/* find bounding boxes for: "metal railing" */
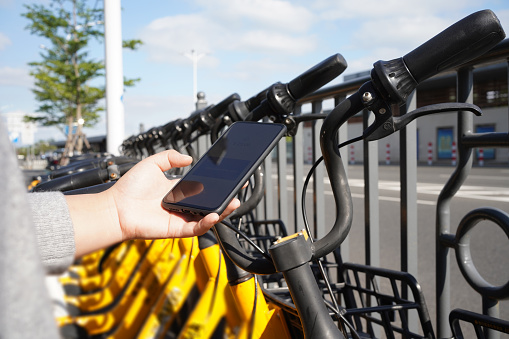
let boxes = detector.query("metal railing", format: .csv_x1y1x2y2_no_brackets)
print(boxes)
177,39,509,337
245,39,509,338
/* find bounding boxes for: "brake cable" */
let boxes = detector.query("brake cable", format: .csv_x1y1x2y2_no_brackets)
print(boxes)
300,134,363,323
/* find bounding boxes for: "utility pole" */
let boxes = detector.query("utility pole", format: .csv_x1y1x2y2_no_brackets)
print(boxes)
104,0,124,155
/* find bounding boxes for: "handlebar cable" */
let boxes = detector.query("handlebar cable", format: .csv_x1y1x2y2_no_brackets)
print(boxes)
233,176,256,237
299,134,363,323
217,220,272,261
301,135,363,238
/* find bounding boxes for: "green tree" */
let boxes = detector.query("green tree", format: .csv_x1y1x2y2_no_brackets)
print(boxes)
22,0,141,160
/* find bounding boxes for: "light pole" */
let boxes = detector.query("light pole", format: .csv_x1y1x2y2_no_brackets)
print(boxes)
184,49,206,108
104,0,124,155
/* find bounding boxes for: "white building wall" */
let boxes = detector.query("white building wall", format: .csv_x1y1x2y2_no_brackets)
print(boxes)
300,106,508,166
1,111,37,146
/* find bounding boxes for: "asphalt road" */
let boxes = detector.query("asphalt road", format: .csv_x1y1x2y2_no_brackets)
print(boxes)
269,164,509,335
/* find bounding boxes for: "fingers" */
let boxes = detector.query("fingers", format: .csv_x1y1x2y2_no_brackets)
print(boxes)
189,198,241,236
220,198,241,220
151,150,193,172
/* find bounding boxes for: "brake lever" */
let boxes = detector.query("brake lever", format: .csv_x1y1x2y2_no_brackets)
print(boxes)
364,102,482,142
281,113,327,136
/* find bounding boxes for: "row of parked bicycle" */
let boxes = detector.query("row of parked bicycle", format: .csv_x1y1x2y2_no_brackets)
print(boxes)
30,9,509,339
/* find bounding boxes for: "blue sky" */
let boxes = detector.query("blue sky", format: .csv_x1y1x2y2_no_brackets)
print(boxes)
1,0,508,142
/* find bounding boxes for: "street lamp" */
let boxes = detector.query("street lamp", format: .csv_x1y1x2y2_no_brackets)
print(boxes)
184,49,206,108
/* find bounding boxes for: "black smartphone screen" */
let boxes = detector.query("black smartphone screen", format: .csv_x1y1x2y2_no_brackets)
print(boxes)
162,122,286,215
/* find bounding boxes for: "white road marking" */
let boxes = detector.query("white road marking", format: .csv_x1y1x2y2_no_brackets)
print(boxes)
274,174,509,203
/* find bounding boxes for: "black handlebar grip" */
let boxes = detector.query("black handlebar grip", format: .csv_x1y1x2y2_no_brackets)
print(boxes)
404,10,505,84
228,88,268,122
161,120,175,135
208,93,240,120
287,53,347,100
32,162,136,192
245,54,347,122
372,10,505,105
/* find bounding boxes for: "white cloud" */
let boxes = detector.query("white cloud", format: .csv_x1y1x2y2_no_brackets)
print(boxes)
350,15,451,60
313,0,480,20
195,0,316,33
0,67,33,87
235,30,316,54
140,14,224,66
0,32,11,50
218,57,298,82
139,1,318,66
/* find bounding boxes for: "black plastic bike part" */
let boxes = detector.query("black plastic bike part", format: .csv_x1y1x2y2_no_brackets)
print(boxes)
120,135,136,157
180,94,241,162
32,162,136,192
143,127,162,155
282,112,327,136
49,154,122,178
228,88,268,122
246,53,347,122
198,230,218,250
227,167,264,219
213,222,277,275
371,10,505,105
340,262,435,338
197,93,240,130
315,12,504,262
449,308,509,338
269,232,345,338
313,90,365,259
223,249,255,286
453,207,509,300
364,102,483,142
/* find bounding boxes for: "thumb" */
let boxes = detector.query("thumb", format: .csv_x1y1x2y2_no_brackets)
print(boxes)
152,150,193,172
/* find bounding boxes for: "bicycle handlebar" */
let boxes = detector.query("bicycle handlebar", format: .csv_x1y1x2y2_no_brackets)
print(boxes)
371,9,505,105
404,10,504,85
316,9,505,260
208,93,241,120
246,54,347,122
32,162,137,192
216,9,506,275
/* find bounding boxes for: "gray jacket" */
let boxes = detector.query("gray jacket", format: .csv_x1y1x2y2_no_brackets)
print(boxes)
0,120,75,338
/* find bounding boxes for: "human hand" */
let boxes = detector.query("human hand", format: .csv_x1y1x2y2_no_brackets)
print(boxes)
105,149,240,241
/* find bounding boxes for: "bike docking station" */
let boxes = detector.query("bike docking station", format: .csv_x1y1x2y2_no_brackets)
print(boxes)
31,9,509,339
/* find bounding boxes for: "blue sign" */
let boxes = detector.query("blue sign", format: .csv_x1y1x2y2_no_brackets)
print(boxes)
437,127,453,159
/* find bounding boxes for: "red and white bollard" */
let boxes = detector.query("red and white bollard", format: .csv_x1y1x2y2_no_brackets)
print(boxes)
479,148,484,166
386,143,391,165
451,141,457,166
350,145,355,165
427,142,433,165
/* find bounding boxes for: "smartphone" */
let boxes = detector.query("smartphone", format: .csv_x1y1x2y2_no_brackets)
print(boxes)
162,121,287,216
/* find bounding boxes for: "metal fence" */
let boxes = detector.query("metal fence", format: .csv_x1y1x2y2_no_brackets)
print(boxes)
185,40,509,337
250,40,509,338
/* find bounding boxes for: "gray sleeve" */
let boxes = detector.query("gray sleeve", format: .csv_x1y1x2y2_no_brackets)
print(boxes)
0,119,60,338
27,192,76,274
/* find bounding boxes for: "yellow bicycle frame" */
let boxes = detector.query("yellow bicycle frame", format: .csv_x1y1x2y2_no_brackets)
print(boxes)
63,240,152,312
57,238,178,335
60,241,133,292
136,237,199,339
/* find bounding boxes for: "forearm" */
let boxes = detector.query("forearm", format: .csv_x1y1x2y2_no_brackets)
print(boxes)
27,192,76,273
65,191,123,258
